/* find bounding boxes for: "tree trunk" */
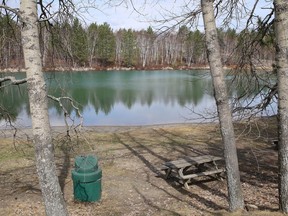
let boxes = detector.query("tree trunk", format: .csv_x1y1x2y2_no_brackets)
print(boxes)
20,0,68,215
201,0,244,211
274,0,288,213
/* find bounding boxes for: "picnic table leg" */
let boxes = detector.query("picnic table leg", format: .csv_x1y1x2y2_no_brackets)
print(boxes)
179,168,191,189
164,168,172,179
211,160,225,180
216,169,226,181
212,160,219,169
178,168,185,179
184,180,190,190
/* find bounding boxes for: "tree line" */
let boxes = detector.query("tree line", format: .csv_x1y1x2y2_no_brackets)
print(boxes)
0,16,275,70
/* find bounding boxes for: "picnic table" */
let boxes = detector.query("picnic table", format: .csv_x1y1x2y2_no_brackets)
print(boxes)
161,155,225,189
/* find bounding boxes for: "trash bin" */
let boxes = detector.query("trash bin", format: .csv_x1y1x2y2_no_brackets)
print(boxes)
72,155,102,202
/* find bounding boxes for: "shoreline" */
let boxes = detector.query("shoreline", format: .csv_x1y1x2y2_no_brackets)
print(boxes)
0,116,276,137
0,121,216,132
0,122,224,139
0,115,276,131
0,65,273,73
0,66,210,73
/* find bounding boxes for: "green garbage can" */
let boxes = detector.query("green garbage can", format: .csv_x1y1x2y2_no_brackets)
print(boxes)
72,155,102,202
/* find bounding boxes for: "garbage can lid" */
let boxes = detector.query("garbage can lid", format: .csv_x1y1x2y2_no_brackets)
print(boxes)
75,155,98,173
72,168,102,182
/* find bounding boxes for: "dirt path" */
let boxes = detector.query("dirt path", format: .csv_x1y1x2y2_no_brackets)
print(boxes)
0,119,283,215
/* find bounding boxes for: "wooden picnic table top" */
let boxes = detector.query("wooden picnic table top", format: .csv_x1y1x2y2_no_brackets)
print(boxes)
163,155,223,169
161,155,225,189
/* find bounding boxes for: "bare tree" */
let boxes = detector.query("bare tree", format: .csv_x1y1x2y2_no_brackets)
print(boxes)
0,0,82,215
20,0,69,215
274,0,288,213
201,0,244,211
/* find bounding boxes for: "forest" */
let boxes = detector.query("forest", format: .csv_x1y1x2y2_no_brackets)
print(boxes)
0,15,275,70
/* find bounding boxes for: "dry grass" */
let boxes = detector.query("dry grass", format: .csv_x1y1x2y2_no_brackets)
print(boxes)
0,117,283,216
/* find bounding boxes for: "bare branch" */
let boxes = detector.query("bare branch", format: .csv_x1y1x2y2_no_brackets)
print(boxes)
232,82,278,119
47,95,83,136
0,104,16,125
36,0,76,24
215,0,250,28
0,4,20,16
0,76,27,89
244,0,260,28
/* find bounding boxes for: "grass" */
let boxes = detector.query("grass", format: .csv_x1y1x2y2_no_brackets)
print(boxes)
0,117,282,215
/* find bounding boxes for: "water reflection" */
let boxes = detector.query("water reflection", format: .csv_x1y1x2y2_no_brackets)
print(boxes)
0,70,276,126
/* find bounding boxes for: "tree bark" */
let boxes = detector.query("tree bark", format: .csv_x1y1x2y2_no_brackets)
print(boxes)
201,0,244,211
274,0,288,213
20,0,68,215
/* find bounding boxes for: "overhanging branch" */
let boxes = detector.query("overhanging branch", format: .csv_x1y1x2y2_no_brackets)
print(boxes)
0,76,27,89
0,3,20,16
47,95,83,135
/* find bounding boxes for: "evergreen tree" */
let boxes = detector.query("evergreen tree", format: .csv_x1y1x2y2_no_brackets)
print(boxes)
96,22,116,66
191,29,205,64
122,28,137,67
71,18,88,66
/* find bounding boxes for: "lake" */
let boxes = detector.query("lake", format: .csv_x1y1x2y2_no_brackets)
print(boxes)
0,70,276,127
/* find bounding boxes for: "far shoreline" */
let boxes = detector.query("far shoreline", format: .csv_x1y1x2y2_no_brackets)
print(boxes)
0,64,273,73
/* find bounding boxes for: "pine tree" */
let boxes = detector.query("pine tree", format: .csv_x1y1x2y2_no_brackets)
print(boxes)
96,22,116,66
122,29,137,67
71,18,88,66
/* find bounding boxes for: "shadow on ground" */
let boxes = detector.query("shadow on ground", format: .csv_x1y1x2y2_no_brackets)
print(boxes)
0,118,280,215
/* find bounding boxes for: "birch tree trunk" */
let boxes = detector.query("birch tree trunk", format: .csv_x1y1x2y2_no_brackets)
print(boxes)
274,0,288,213
20,0,68,215
201,0,244,211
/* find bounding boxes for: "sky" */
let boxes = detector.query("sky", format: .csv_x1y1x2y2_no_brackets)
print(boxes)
78,0,184,30
4,0,274,31
77,0,274,31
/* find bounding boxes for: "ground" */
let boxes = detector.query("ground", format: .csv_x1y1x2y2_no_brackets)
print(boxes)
0,117,284,216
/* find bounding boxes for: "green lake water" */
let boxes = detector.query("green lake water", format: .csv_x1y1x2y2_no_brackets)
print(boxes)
0,70,276,127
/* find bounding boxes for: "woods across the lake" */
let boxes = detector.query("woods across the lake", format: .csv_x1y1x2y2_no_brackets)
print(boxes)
0,16,274,71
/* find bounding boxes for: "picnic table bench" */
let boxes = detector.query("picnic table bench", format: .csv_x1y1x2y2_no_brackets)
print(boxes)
161,155,225,189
